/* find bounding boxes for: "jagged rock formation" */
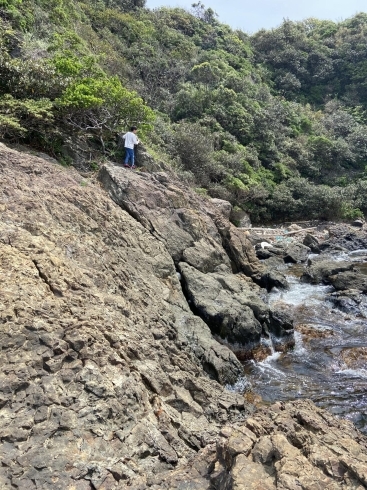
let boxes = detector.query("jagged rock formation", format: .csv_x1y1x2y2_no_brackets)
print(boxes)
0,144,366,489
0,144,247,489
301,228,367,317
99,162,290,347
147,400,367,489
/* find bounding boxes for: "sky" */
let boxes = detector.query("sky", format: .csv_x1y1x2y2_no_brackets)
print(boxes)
145,0,367,33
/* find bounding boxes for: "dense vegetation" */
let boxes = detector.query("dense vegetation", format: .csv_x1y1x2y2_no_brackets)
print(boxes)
1,0,367,223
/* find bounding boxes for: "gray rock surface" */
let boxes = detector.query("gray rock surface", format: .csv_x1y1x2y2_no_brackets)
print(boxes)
328,290,367,318
99,162,288,343
303,232,320,253
302,258,354,284
179,263,268,345
320,227,367,252
0,143,247,489
230,207,252,228
284,242,310,263
148,399,367,489
328,271,367,293
268,305,295,351
1,144,365,489
210,198,232,219
256,241,310,263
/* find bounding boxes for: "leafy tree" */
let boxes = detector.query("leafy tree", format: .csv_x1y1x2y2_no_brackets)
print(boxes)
57,76,154,150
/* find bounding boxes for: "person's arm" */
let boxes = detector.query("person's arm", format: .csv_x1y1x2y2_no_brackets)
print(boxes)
134,134,139,145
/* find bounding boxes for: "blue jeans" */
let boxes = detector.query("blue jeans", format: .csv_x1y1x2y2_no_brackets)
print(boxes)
124,148,135,166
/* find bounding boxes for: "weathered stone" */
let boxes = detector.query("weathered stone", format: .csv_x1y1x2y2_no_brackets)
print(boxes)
0,143,366,490
179,263,266,345
210,198,232,219
328,289,367,318
230,207,252,228
284,242,310,263
328,271,367,293
303,233,320,253
302,258,354,284
268,304,295,351
0,143,250,488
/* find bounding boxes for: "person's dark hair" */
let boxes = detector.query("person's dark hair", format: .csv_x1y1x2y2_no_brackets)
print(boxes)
130,126,137,131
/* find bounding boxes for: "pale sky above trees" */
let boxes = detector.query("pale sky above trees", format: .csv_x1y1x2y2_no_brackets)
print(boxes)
146,0,367,33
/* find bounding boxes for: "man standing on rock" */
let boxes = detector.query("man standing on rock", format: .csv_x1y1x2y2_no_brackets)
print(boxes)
123,126,139,169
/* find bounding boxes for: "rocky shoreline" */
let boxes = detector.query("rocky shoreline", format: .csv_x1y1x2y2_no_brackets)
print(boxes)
0,143,366,489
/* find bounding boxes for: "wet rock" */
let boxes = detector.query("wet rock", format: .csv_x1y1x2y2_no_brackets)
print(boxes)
261,270,289,291
303,233,321,253
339,347,367,371
284,242,310,263
328,290,367,318
296,323,334,341
268,305,295,351
179,263,267,345
328,271,367,293
302,258,354,284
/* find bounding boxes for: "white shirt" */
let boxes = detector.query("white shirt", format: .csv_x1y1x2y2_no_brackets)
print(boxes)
123,132,139,149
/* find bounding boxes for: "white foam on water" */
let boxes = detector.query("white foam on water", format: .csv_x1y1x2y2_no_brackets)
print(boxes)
225,376,251,393
331,252,350,262
261,336,275,354
293,331,307,356
336,368,367,379
349,249,367,257
257,352,286,377
269,278,333,308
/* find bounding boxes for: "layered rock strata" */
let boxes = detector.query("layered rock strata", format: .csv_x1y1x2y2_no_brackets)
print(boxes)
1,145,366,489
0,144,248,489
99,163,291,348
147,399,367,489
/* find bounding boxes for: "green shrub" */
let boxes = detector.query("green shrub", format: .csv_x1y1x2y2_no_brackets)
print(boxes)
57,76,154,149
0,94,54,140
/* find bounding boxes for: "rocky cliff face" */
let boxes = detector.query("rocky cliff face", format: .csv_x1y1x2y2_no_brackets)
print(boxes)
0,144,366,489
99,162,291,351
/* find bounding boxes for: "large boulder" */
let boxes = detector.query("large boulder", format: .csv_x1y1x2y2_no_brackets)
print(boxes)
302,258,354,284
99,163,264,283
328,290,367,318
230,207,252,227
210,198,232,219
328,271,367,293
268,304,295,351
256,241,310,263
284,242,310,263
179,263,268,345
218,226,266,282
303,233,320,253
